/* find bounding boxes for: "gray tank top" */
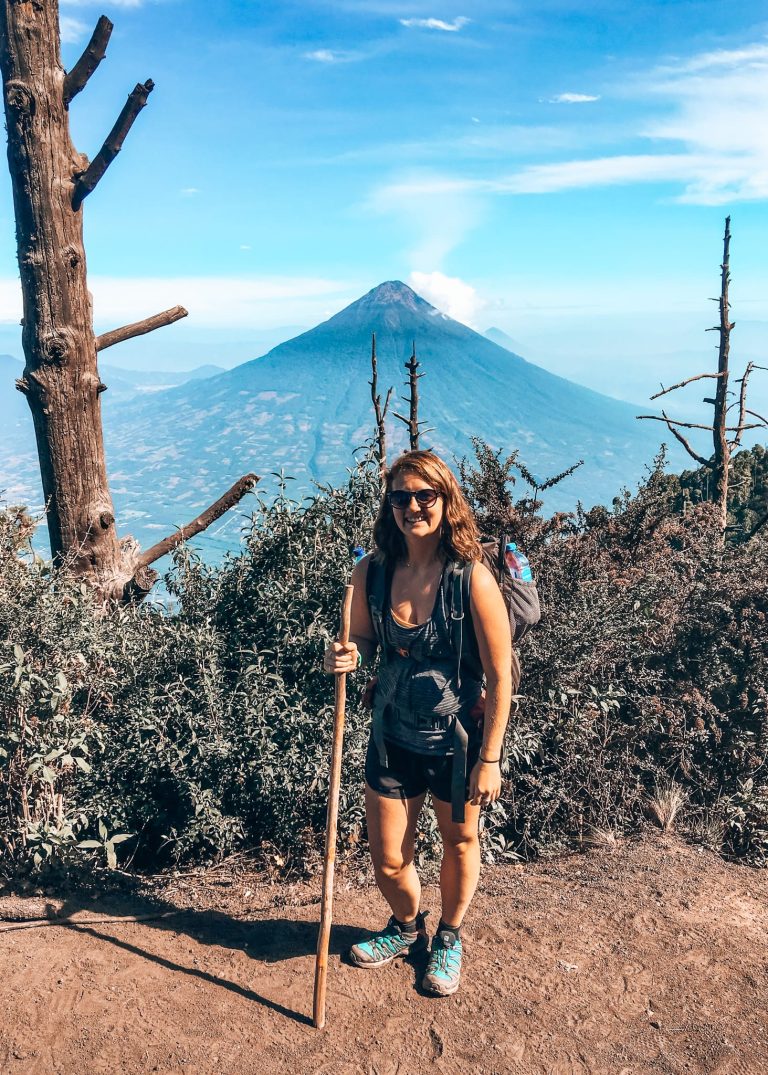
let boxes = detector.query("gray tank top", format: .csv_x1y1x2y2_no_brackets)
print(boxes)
373,567,482,755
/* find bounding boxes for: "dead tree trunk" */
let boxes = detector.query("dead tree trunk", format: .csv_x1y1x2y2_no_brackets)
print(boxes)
394,343,433,451
711,217,733,531
368,332,392,482
637,217,766,539
0,1,256,598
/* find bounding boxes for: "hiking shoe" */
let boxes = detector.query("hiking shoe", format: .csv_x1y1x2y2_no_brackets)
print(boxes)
349,913,428,968
422,929,462,996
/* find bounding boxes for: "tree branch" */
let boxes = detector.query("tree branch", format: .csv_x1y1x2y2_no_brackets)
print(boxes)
746,408,768,425
730,361,754,449
636,414,760,432
637,412,711,467
63,16,113,106
650,371,724,400
95,305,188,352
539,459,584,490
135,473,259,571
72,80,154,209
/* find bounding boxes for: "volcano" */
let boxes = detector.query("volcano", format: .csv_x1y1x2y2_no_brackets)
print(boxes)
2,281,667,558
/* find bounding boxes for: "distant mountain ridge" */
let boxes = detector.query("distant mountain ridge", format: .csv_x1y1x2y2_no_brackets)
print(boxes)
0,356,227,504
101,363,225,390
484,326,528,355
1,282,670,560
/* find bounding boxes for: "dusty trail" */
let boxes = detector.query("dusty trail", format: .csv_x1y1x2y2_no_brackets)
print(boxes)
1,837,767,1075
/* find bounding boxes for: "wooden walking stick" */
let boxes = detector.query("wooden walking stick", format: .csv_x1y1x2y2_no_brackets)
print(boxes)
313,583,355,1030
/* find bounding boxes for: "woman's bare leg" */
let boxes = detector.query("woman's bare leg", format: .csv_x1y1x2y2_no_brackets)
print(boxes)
432,796,482,928
365,784,426,922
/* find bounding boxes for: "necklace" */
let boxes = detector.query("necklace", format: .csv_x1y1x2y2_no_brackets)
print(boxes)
403,553,444,570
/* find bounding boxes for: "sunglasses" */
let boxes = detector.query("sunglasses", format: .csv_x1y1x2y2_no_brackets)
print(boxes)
387,488,440,510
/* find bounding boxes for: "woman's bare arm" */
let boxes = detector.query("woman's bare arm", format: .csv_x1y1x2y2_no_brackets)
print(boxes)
467,561,513,801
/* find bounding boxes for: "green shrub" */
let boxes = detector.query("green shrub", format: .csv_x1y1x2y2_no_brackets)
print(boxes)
1,444,767,877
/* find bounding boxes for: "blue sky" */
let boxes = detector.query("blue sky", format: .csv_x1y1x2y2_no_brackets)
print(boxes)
1,0,768,412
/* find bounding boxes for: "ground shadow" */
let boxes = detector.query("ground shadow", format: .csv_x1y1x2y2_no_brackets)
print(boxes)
31,889,368,1026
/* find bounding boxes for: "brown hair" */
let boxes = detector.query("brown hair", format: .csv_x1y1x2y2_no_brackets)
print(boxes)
373,450,481,565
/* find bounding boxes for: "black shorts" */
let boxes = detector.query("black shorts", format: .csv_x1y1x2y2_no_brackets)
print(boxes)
365,733,482,805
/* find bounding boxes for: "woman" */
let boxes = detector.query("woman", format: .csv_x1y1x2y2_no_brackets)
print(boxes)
323,450,512,997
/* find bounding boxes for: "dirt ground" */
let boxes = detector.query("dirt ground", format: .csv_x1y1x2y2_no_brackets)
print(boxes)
1,835,767,1075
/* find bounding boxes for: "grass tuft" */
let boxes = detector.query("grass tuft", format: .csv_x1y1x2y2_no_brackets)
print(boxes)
645,778,688,833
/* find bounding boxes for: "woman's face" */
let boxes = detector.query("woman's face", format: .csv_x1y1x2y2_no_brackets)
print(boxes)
390,471,444,542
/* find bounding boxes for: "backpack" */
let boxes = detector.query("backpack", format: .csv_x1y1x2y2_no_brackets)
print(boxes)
365,536,540,693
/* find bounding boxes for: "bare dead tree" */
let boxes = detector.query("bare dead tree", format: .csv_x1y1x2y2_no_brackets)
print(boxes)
394,342,434,451
637,217,767,536
368,332,392,482
0,2,258,599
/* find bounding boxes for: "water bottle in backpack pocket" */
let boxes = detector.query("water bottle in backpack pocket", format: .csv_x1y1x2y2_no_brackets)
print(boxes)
478,538,540,643
504,542,533,582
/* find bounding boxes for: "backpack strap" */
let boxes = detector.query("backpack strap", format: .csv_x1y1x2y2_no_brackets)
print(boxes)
366,555,391,769
365,555,393,663
497,531,508,578
460,562,484,680
445,562,463,689
450,718,469,824
444,560,485,688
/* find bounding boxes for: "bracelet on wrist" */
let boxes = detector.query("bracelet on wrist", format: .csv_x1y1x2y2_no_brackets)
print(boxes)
480,754,501,764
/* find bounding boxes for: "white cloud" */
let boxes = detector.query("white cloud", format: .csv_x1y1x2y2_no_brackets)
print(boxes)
492,154,703,195
400,16,469,31
373,152,743,203
180,187,200,196
304,48,356,63
96,277,357,328
0,276,356,330
545,92,601,104
637,41,768,204
408,271,482,326
669,42,768,74
330,123,589,167
370,175,473,201
59,15,88,43
366,172,483,268
305,49,337,62
370,36,768,216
